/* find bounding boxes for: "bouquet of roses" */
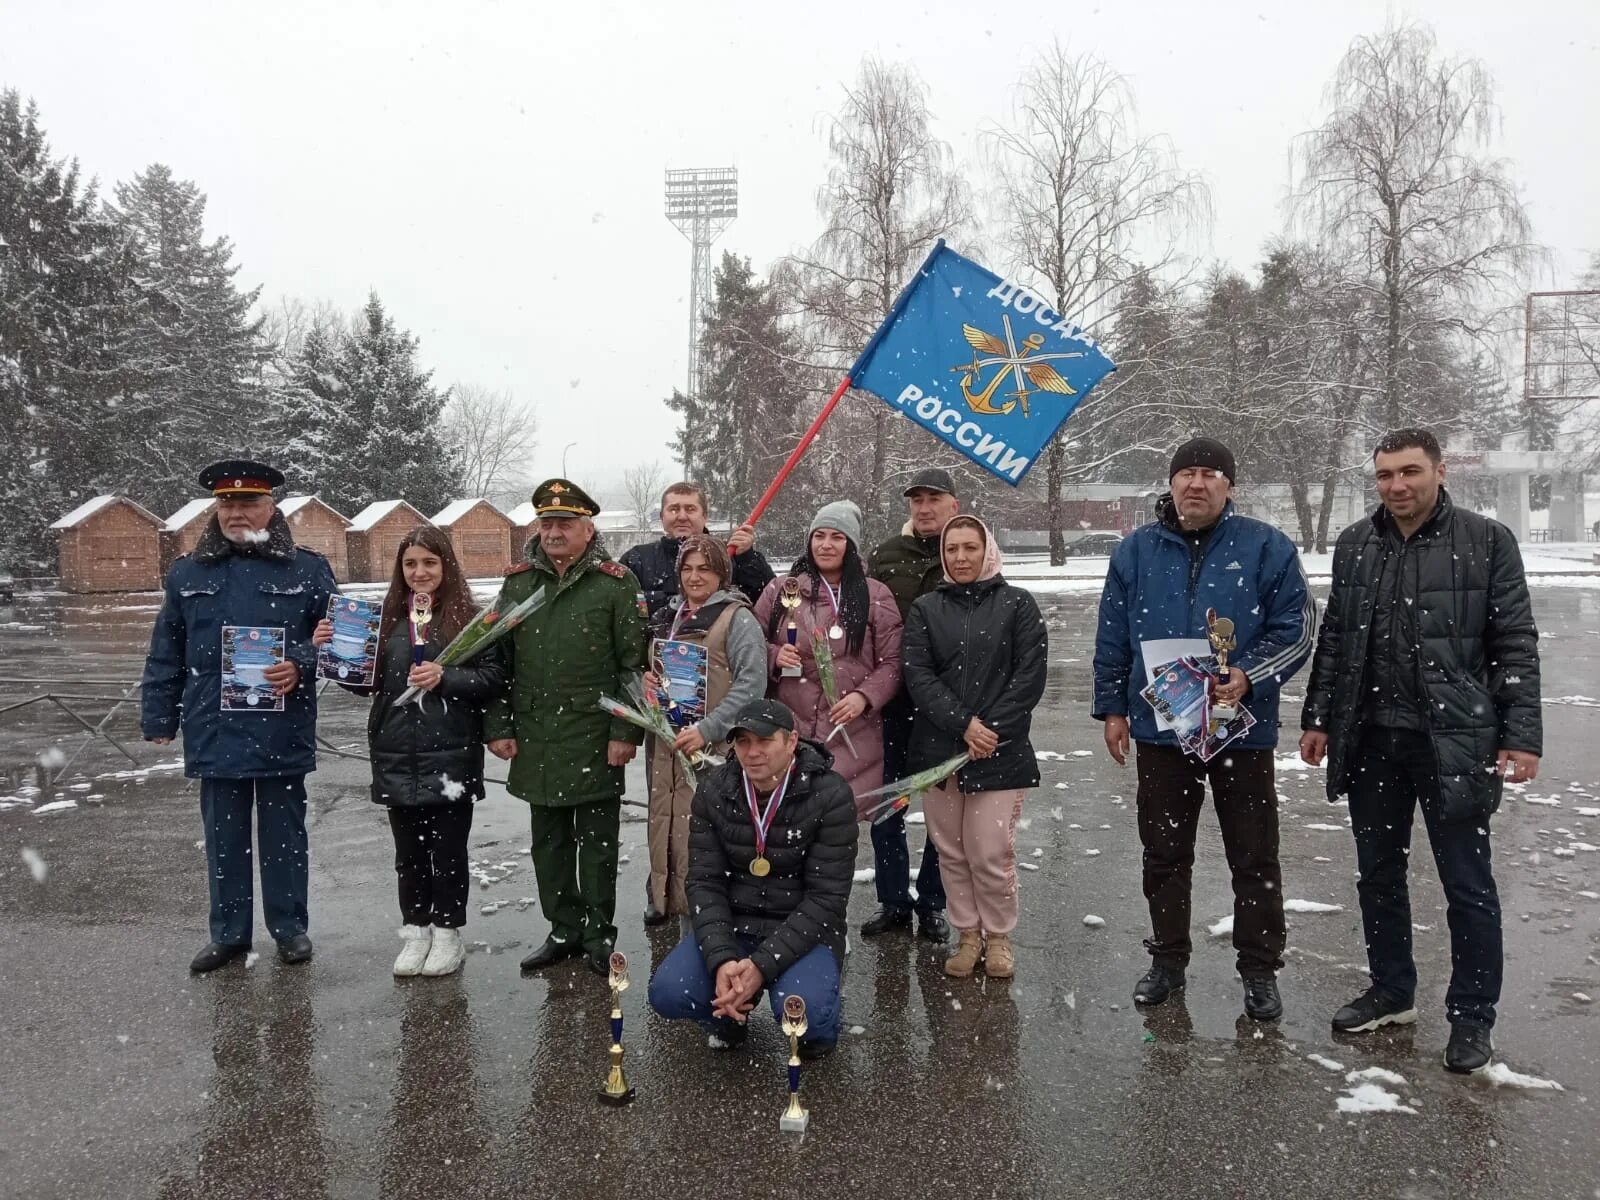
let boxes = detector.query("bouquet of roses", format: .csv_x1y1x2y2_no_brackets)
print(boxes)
395,586,547,707
858,753,971,825
810,629,858,758
598,674,698,788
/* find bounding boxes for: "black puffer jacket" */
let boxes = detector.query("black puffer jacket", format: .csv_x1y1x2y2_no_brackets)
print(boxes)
902,575,1049,792
1302,489,1541,820
686,740,857,981
357,629,510,807
621,532,775,620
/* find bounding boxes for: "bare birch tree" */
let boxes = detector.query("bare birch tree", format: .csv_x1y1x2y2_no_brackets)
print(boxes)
1292,23,1541,430
984,42,1209,562
776,57,970,527
622,460,666,531
441,383,539,502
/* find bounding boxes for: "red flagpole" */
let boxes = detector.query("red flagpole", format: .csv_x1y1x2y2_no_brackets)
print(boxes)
739,374,852,531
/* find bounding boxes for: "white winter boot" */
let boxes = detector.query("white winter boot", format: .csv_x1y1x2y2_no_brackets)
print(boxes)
394,925,432,976
421,926,466,976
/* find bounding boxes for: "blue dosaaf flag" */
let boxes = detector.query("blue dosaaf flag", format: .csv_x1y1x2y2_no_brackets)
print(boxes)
849,241,1117,486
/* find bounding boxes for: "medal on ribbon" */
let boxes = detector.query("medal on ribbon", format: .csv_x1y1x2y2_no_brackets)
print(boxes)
819,578,844,641
743,762,794,878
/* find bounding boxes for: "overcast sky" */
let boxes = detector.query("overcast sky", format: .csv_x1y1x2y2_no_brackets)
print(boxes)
3,0,1595,503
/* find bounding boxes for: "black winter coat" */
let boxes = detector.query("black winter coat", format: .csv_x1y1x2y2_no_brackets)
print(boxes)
686,741,857,981
621,533,775,620
355,628,509,807
1302,489,1541,820
902,576,1049,792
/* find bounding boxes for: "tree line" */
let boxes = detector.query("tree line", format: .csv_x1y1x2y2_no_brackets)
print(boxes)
0,92,536,570
668,25,1597,558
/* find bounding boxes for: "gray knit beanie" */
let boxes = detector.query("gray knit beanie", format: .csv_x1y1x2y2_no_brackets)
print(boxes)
808,499,863,547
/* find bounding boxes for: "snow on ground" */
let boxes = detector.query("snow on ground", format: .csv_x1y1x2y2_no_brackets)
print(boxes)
1481,1063,1564,1090
20,848,47,882
1283,899,1344,913
1347,1066,1408,1087
1303,822,1346,831
1336,1082,1416,1115
1082,914,1105,928
31,799,77,815
1305,1054,1345,1073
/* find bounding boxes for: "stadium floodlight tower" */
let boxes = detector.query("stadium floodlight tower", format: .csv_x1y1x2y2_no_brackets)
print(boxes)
664,167,738,403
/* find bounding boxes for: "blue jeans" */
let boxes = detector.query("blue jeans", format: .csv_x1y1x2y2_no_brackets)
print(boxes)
876,691,945,913
648,933,842,1046
1347,727,1502,1028
201,776,310,944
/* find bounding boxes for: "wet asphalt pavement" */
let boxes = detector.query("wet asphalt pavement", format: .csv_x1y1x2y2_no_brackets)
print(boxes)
1,584,1598,1200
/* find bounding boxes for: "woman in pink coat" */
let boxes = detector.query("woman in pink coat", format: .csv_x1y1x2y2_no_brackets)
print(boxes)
752,500,903,810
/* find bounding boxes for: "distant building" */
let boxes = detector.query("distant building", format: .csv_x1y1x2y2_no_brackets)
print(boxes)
159,497,217,576
506,501,536,562
279,495,350,582
431,499,516,579
346,500,430,583
50,496,164,593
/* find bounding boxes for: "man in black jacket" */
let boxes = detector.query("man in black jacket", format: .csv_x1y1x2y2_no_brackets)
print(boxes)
1301,428,1541,1074
620,481,774,619
861,467,958,942
647,699,857,1055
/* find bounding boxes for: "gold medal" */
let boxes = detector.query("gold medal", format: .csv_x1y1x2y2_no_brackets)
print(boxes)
750,856,771,877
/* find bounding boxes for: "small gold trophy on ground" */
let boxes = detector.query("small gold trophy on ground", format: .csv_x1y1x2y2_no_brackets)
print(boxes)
598,951,636,1106
779,578,803,678
1205,607,1238,728
778,994,809,1133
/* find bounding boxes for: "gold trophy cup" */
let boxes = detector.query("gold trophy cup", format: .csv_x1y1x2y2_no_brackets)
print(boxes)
598,951,636,1106
778,993,809,1133
1205,607,1238,727
779,578,803,678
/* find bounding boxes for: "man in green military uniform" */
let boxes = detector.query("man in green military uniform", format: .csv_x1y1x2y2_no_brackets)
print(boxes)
486,478,647,976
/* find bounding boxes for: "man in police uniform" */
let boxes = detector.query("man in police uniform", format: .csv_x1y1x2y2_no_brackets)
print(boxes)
141,460,337,972
486,479,648,976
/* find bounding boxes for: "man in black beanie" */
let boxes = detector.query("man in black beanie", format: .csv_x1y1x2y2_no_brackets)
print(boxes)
1092,436,1315,1022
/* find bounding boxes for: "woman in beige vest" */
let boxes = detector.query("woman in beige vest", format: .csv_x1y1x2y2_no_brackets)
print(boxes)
643,534,767,921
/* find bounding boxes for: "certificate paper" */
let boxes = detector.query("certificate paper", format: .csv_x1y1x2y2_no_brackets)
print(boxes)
652,638,708,727
317,595,382,687
221,625,286,712
1139,638,1255,762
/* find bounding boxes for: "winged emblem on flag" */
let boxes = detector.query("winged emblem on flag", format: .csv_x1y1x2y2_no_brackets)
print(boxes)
951,315,1085,417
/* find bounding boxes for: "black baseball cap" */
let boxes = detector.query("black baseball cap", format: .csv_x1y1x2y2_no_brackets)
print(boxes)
903,467,957,497
728,698,797,738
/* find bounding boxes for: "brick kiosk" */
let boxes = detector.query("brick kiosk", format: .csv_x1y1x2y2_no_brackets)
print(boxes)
506,500,536,562
345,500,430,583
159,498,217,576
279,495,350,582
431,499,516,579
50,496,164,593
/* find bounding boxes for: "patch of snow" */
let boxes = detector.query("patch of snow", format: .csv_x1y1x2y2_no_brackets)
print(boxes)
852,868,876,884
1018,861,1040,871
49,494,122,529
1303,822,1345,831
1480,1063,1563,1091
1082,914,1105,928
1337,1082,1416,1115
1306,1054,1344,1073
20,847,47,883
1347,1066,1407,1086
162,497,216,530
244,952,260,969
1208,915,1234,938
906,811,925,825
1283,899,1344,914
31,799,77,815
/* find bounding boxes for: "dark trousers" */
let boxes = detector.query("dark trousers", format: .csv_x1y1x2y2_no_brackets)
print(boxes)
647,932,843,1046
388,804,474,928
528,799,620,953
200,775,309,945
1134,743,1284,978
1347,727,1502,1028
874,691,945,913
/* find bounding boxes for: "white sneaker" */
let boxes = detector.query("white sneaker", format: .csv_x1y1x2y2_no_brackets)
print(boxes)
420,926,466,976
394,925,432,976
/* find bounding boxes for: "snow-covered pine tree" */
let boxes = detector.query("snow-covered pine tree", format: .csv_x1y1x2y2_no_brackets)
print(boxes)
102,163,267,512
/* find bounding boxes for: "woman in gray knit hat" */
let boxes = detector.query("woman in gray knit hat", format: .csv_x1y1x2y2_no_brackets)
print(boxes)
752,500,903,808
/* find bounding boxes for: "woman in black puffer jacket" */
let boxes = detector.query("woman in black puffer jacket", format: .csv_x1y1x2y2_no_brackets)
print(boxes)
903,515,1048,981
315,526,507,978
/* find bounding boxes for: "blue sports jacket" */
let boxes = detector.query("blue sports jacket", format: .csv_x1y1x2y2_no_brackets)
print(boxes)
1092,498,1315,750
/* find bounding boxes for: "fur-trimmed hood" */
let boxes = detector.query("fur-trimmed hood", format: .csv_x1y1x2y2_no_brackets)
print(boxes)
194,510,298,563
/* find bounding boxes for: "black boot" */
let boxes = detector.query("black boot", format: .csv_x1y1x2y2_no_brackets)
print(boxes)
916,910,951,943
276,934,313,965
861,906,912,937
1444,1021,1493,1074
1133,964,1186,1006
643,900,668,927
586,945,613,976
520,936,579,972
190,942,250,973
1243,977,1283,1022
